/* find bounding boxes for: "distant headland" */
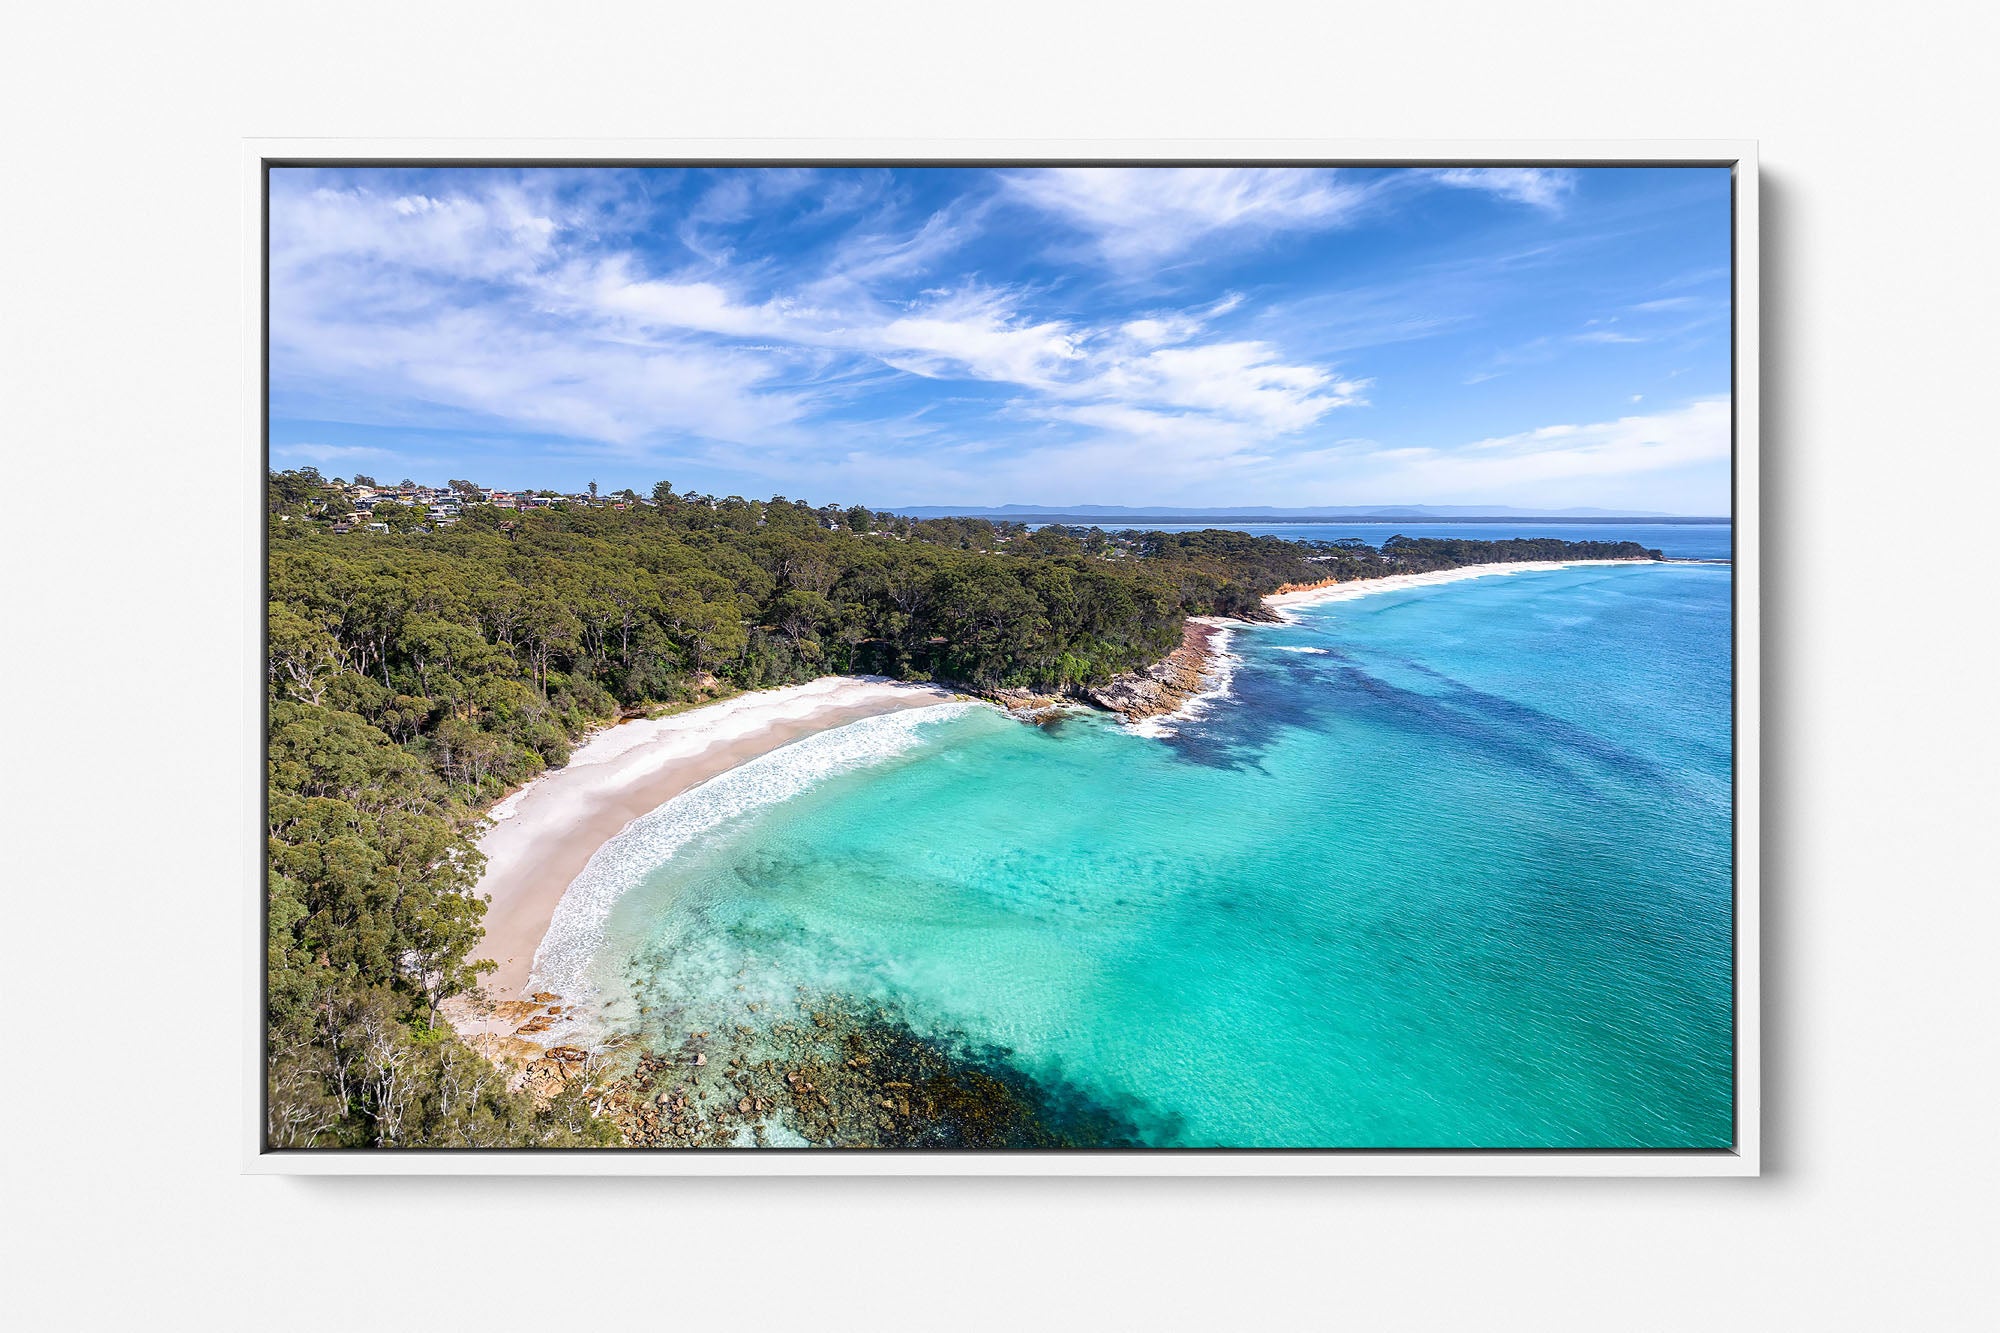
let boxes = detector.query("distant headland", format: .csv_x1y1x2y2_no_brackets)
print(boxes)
888,503,1729,526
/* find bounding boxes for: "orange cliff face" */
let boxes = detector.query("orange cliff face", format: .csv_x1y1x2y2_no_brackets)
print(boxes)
1271,576,1341,595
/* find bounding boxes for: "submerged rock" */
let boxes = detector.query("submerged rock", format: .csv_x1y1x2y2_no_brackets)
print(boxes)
597,992,1149,1151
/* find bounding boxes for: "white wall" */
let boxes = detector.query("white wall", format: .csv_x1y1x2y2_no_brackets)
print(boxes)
5,2,1995,1327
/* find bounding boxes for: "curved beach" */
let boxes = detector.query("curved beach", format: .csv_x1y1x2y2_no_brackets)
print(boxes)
1263,557,1655,615
552,555,1732,1148
450,560,1656,1049
463,678,958,1010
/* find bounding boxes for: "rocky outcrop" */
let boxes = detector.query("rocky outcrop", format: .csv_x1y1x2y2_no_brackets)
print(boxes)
442,988,614,1107
1082,619,1223,723
595,994,1144,1149
979,686,1071,718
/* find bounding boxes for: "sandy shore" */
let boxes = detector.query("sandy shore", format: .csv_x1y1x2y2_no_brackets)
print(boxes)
466,678,957,1006
453,559,1649,1048
1263,558,1656,615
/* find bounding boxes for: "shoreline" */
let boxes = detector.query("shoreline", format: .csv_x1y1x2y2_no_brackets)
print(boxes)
1083,560,1661,732
1081,617,1235,727
443,556,1675,1117
1113,558,1663,732
450,677,957,1044
1094,559,1662,731
446,559,1663,1070
1262,557,1660,616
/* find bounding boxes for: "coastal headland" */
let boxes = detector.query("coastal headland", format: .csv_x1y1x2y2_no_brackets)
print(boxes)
449,559,1653,1034
440,554,1663,1138
1079,617,1233,723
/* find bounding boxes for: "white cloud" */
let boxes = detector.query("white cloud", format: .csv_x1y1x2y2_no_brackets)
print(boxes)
987,398,1729,513
1090,340,1369,434
1115,294,1244,348
270,171,1376,488
1120,315,1201,347
815,205,980,289
1002,167,1374,262
271,442,398,463
270,180,822,448
1428,167,1576,212
1370,398,1732,507
543,244,1360,453
274,183,562,282
870,288,1087,388
568,258,787,339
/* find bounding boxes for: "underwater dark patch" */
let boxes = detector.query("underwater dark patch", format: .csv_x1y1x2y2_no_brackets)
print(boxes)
598,991,1166,1149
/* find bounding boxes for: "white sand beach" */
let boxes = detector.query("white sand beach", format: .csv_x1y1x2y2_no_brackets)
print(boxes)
466,678,957,1006
1263,559,1655,616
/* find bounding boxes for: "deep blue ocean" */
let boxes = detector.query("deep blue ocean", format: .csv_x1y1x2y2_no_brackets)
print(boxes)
551,560,1734,1148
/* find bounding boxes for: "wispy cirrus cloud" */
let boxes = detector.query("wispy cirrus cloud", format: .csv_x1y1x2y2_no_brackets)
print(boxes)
1440,400,1736,488
268,164,1736,510
1001,167,1377,263
1397,397,1731,499
1427,167,1577,212
979,396,1729,511
270,442,400,464
271,172,1369,468
1631,295,1700,313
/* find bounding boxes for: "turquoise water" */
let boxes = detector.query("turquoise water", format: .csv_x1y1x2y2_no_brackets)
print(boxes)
564,563,1734,1148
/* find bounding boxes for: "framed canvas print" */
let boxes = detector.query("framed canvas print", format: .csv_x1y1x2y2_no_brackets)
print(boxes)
248,140,1758,1175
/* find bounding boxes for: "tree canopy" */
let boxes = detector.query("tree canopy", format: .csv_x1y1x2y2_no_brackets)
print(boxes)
265,470,1661,1147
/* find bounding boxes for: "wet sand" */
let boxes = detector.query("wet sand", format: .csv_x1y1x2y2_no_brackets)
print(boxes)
468,679,957,1002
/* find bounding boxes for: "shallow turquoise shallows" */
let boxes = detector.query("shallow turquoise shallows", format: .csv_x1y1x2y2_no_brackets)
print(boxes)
566,563,1734,1148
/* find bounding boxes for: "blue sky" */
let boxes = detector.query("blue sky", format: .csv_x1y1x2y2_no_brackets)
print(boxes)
268,164,1733,513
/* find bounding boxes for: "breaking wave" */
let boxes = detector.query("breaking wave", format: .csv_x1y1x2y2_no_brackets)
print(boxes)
528,702,983,1000
1131,622,1240,739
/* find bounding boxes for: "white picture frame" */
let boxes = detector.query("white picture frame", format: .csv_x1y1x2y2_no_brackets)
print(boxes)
244,138,1759,1176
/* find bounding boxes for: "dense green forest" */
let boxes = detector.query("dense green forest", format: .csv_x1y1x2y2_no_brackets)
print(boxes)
264,468,1660,1147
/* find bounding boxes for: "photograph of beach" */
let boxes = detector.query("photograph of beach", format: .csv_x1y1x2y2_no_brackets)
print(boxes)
263,162,1737,1153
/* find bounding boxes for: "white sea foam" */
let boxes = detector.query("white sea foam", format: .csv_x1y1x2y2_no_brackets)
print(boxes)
1131,618,1239,738
1275,645,1331,654
485,678,954,824
527,702,983,1004
1134,565,1651,735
